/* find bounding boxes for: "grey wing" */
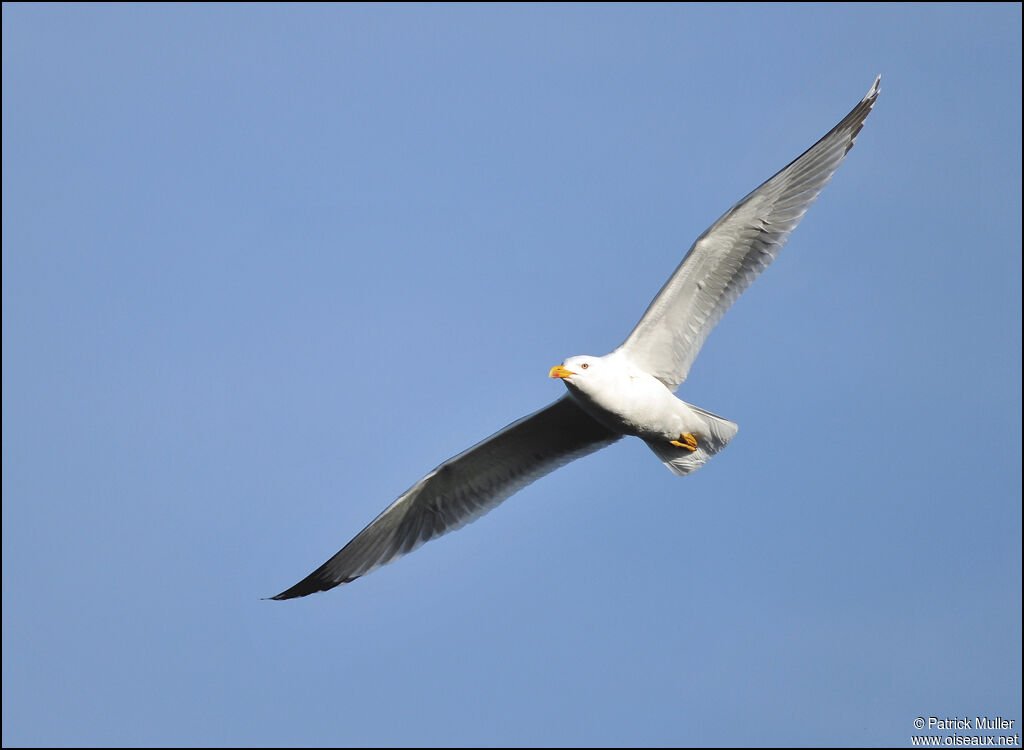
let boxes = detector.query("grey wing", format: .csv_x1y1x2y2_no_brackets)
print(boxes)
616,76,881,390
271,396,620,599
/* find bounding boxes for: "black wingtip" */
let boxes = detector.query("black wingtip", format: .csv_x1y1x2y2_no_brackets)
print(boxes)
266,573,361,601
266,581,324,601
864,74,880,107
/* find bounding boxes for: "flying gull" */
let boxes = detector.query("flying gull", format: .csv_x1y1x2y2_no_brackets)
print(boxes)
272,76,881,599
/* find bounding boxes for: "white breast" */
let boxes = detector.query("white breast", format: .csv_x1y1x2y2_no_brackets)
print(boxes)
564,355,699,441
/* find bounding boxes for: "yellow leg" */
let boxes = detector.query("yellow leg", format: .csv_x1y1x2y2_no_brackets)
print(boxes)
669,433,698,452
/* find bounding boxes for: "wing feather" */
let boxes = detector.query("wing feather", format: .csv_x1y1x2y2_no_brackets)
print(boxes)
616,76,881,389
271,396,619,599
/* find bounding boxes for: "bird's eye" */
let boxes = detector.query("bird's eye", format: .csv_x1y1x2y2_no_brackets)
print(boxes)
581,363,589,369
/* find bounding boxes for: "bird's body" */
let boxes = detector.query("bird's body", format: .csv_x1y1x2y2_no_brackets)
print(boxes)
555,353,690,439
552,352,737,476
272,77,881,600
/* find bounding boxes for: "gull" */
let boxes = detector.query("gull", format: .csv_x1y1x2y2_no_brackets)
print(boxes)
271,76,880,600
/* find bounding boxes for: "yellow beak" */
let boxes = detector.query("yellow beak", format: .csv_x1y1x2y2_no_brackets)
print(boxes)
549,365,575,379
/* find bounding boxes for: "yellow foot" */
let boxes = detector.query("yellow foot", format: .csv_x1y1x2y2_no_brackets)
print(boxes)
669,433,698,452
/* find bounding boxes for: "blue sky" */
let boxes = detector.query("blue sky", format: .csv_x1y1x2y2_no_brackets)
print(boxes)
3,3,1020,747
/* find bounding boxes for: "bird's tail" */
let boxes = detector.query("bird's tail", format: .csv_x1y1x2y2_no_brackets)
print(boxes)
644,403,739,476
